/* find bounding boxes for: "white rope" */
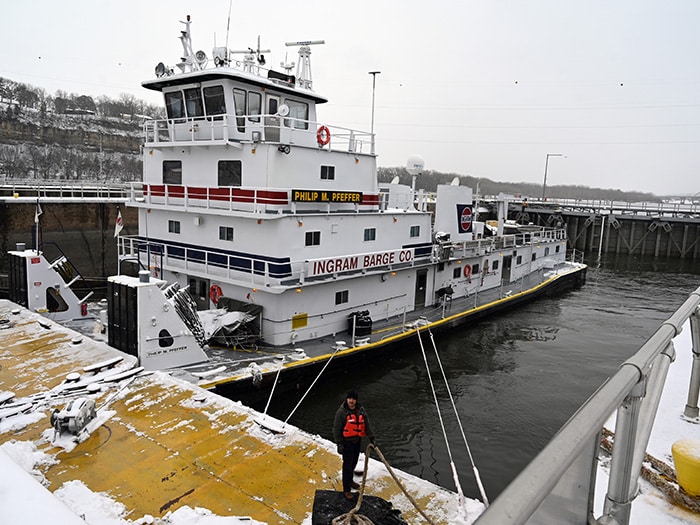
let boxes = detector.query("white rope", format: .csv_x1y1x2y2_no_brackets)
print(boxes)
415,328,467,510
284,346,341,425
262,363,283,416
427,329,489,507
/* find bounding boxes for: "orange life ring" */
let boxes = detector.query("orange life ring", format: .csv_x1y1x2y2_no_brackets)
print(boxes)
463,264,472,279
209,284,223,305
316,125,331,146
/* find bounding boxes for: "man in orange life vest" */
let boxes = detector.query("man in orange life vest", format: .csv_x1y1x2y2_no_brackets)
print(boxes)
332,389,376,500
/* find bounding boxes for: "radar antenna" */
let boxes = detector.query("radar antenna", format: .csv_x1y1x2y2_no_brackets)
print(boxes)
285,40,324,90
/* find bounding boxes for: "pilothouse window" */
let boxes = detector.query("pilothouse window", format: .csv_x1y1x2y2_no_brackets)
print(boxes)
284,99,309,129
184,88,204,118
165,92,185,119
204,86,226,119
233,88,246,131
248,92,261,122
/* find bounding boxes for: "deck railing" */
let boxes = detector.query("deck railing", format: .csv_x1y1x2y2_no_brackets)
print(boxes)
474,285,700,525
143,113,374,155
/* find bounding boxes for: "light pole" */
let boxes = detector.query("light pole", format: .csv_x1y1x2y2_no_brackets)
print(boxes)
369,71,380,154
542,153,565,201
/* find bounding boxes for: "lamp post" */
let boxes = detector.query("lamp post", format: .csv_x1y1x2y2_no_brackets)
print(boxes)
542,153,565,201
369,71,380,154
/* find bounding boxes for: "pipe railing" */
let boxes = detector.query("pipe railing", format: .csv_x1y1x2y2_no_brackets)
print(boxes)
474,285,700,525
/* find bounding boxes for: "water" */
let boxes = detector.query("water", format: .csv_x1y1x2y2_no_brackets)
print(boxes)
264,253,700,502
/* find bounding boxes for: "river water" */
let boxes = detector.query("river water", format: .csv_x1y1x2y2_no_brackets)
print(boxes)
264,252,700,503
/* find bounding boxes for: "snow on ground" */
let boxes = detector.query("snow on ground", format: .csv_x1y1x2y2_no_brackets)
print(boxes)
594,319,700,524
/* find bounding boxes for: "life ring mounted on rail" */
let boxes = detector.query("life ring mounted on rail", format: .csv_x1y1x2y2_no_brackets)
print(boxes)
463,264,472,282
316,125,331,146
209,284,223,305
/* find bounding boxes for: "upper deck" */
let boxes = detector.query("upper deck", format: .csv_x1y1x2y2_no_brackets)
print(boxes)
140,16,375,156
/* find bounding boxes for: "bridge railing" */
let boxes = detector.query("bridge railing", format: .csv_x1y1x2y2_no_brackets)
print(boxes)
0,179,130,201
474,285,700,525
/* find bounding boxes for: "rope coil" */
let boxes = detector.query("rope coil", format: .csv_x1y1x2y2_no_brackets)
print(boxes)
332,444,437,525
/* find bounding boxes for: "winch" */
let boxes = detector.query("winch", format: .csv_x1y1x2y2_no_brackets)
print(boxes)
51,397,96,436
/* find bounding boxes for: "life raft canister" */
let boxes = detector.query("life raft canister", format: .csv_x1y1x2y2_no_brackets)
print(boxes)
342,412,367,438
209,284,223,305
317,125,331,146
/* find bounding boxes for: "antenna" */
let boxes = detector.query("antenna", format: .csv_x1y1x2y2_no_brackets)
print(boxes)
231,36,270,73
284,40,325,89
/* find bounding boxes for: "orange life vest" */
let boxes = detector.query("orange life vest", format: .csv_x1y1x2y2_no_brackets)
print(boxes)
343,411,367,438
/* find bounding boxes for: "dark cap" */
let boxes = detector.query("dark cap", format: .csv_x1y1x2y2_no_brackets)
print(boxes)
346,390,359,400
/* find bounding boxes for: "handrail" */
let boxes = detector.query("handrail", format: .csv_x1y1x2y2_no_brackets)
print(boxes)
475,285,700,525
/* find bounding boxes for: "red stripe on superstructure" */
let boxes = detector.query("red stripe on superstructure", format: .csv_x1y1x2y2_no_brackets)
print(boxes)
361,194,379,205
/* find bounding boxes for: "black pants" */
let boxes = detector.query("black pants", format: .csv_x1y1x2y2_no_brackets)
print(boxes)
342,439,361,492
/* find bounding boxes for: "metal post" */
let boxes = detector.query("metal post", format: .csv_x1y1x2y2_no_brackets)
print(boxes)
369,71,380,155
684,306,700,418
601,377,646,525
542,153,564,201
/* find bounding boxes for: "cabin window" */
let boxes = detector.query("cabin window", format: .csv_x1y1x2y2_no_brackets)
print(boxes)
204,86,226,119
493,260,499,270
472,263,480,274
163,161,182,184
320,165,335,180
184,88,204,118
364,228,376,242
517,255,522,265
452,267,461,279
284,99,309,129
248,92,261,122
165,91,185,120
168,220,181,234
305,231,321,246
233,88,246,131
545,247,550,256
335,290,349,305
410,225,420,237
532,253,537,261
218,160,242,186
556,245,560,253
219,226,234,242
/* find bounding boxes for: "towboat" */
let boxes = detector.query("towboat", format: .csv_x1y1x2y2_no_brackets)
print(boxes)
7,16,586,399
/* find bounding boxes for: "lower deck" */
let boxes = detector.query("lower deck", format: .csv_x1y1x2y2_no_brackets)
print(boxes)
187,261,587,402
0,301,476,523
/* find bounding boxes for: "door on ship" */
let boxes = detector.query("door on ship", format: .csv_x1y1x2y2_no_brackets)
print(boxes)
188,276,210,310
265,95,280,142
501,255,513,284
415,269,427,308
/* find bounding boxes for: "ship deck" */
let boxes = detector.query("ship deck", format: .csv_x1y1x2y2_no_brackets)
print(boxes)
0,300,480,523
191,261,587,401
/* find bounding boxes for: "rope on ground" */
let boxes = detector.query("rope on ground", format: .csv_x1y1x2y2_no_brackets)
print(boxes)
427,328,489,507
332,444,436,525
601,428,700,514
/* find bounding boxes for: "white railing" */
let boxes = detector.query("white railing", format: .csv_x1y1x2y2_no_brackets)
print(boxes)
143,113,375,155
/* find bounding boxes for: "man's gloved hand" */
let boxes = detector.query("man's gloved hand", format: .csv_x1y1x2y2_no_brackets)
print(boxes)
337,443,344,454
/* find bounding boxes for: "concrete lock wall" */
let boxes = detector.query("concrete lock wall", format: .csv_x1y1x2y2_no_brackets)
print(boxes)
0,202,138,290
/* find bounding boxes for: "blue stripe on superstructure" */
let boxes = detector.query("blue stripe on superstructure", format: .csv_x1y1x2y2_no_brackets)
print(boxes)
134,236,293,278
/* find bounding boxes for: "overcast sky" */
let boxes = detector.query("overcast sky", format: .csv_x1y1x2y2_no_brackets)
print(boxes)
3,1,700,196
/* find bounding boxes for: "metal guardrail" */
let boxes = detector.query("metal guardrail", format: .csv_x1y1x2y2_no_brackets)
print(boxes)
475,285,700,524
0,180,130,202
